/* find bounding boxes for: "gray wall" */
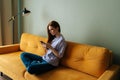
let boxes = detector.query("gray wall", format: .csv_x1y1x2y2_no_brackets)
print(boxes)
23,0,120,65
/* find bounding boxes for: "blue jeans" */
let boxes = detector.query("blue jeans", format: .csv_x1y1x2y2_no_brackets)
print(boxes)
20,52,56,74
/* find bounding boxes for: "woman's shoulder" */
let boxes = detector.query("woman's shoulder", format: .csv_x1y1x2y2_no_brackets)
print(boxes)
59,34,66,41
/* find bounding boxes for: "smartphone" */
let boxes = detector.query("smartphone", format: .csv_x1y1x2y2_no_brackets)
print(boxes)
40,41,48,49
40,41,46,44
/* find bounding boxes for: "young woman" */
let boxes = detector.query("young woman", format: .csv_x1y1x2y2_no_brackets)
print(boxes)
20,20,67,74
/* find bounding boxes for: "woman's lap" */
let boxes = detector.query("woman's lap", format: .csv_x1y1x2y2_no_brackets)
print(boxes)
27,60,56,74
20,52,56,74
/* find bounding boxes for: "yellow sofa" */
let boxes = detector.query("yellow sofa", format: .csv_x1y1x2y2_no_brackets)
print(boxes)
0,33,119,80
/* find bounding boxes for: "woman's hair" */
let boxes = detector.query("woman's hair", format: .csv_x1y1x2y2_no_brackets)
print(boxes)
47,20,61,43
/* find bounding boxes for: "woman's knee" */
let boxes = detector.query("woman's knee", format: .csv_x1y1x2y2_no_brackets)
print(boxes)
27,66,34,74
27,65,39,74
20,52,28,59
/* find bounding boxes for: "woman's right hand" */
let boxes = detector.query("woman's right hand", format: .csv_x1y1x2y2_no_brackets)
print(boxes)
40,41,47,48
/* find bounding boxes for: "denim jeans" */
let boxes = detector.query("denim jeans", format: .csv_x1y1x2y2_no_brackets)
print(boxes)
20,52,56,74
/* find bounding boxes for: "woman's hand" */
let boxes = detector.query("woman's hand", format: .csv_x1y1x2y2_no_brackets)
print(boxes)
46,43,52,49
46,43,61,58
41,42,60,58
41,42,52,50
41,42,47,48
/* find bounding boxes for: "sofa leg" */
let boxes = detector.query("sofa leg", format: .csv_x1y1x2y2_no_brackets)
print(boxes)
0,72,3,76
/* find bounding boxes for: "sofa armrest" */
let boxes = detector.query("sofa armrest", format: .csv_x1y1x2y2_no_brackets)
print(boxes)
97,65,120,80
0,44,20,54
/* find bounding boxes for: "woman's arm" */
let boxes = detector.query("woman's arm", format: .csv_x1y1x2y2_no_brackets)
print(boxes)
46,43,60,58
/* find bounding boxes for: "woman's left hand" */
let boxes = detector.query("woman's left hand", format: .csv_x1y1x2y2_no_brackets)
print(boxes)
46,43,53,49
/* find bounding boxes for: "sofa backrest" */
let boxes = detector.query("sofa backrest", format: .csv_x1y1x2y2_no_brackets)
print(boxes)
20,33,47,56
61,41,112,78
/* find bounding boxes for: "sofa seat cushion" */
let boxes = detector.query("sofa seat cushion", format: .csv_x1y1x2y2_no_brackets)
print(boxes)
25,66,97,80
0,51,26,80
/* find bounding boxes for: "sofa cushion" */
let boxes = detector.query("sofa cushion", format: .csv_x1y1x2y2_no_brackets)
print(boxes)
0,51,26,80
61,41,111,77
20,33,48,56
24,66,97,80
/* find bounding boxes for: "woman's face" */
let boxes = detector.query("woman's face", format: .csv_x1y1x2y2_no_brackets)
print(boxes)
48,26,58,36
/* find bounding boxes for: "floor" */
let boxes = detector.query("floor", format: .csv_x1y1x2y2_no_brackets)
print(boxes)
0,73,12,80
0,77,6,80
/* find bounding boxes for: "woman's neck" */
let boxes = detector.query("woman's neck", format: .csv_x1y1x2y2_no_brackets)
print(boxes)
55,32,61,38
